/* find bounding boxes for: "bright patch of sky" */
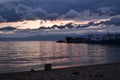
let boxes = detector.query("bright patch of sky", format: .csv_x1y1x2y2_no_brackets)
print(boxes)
0,17,110,29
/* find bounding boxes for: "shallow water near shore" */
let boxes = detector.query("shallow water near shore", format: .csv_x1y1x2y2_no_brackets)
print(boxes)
0,41,120,73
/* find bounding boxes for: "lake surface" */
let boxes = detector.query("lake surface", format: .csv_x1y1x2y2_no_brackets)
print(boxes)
0,41,120,73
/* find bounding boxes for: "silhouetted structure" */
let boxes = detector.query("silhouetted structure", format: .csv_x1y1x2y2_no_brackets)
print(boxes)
44,64,52,71
65,33,120,44
66,37,73,43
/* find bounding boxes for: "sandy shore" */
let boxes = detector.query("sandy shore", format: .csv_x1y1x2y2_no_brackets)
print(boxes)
0,63,120,80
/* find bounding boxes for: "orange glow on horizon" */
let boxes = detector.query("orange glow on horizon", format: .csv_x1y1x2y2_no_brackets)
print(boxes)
0,19,109,29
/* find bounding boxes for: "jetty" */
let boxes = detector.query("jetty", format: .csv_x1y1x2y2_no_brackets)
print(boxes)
65,33,120,44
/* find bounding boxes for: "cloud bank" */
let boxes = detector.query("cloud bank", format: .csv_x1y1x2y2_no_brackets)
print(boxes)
0,0,120,22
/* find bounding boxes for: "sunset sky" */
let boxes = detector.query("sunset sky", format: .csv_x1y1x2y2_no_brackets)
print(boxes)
0,0,120,29
0,0,120,40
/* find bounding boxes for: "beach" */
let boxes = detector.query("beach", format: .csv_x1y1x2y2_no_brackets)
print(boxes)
0,63,120,80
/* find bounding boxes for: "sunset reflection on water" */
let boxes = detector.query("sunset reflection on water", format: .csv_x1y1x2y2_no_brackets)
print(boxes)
0,41,120,73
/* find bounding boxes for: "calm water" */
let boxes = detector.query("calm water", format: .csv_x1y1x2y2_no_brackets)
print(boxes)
0,41,120,73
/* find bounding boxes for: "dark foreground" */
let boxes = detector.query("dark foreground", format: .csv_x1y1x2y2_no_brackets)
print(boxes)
0,63,120,80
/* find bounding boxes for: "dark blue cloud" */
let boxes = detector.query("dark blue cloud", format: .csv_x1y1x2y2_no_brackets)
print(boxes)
0,26,16,31
0,0,120,22
96,17,120,26
64,9,79,18
82,17,120,27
